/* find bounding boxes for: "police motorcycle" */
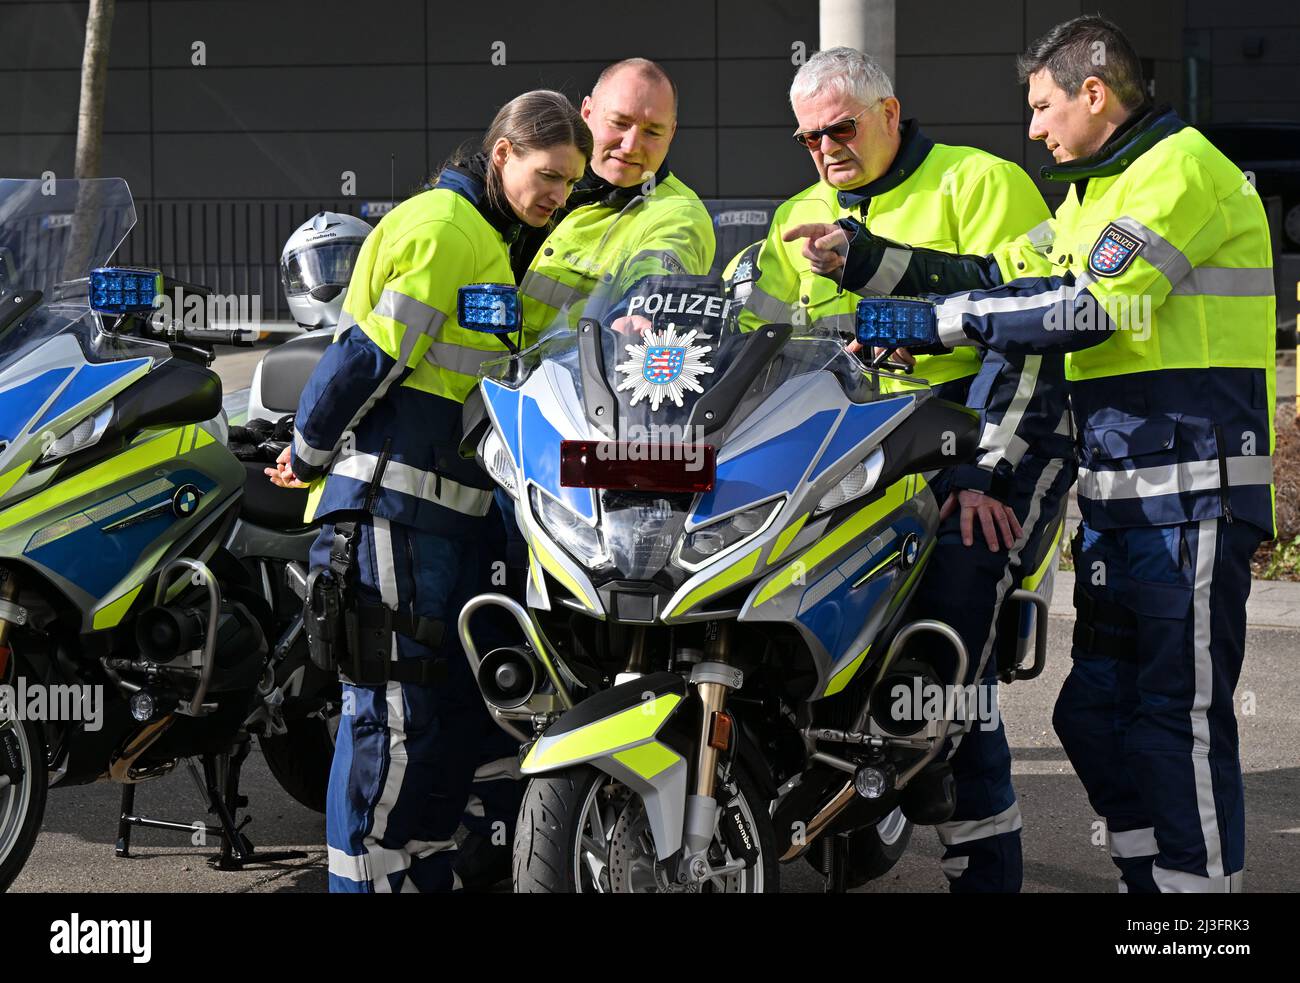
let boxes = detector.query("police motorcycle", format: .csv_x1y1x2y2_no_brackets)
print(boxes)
0,177,324,890
455,198,1054,893
221,212,373,814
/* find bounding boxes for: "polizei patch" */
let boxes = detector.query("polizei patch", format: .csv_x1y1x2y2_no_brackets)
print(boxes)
1088,223,1145,277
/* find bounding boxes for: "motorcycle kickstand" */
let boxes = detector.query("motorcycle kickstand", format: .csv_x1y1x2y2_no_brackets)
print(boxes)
115,783,136,858
202,740,307,870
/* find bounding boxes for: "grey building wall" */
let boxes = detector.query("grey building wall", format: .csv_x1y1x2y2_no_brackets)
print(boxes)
1185,0,1300,122
1,0,1290,312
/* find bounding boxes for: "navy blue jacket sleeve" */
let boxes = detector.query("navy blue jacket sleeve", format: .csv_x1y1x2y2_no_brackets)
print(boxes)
290,325,405,482
934,272,1120,355
836,217,1004,296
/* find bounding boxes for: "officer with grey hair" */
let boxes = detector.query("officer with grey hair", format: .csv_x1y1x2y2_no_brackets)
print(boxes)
761,46,1075,892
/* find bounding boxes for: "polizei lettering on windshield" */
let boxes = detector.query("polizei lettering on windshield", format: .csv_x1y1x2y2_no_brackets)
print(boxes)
626,292,730,320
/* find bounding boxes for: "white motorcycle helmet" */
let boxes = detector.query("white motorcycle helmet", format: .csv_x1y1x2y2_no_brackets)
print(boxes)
279,211,372,329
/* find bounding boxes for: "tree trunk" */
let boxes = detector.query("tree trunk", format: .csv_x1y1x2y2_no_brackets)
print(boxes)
74,0,116,179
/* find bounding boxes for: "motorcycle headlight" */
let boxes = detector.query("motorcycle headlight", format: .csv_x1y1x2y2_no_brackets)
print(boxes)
479,428,517,498
815,447,884,514
678,498,782,570
530,485,608,568
40,404,113,463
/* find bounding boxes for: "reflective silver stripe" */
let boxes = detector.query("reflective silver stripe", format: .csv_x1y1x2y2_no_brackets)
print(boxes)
855,245,911,297
373,288,449,337
293,428,333,467
934,275,1099,348
1026,219,1055,252
332,452,493,516
1153,866,1243,893
464,793,486,818
328,296,427,461
745,282,794,323
371,516,399,611
334,310,358,338
1077,455,1273,501
936,800,1023,846
940,855,970,881
327,846,371,883
1171,266,1275,297
364,679,412,893
1190,519,1223,879
424,340,502,377
628,248,691,274
520,269,587,312
1109,825,1158,858
936,308,969,348
1112,216,1192,286
937,276,1094,320
976,354,1040,471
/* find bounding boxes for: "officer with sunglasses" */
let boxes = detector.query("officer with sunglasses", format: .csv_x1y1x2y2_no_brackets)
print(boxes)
744,47,1075,893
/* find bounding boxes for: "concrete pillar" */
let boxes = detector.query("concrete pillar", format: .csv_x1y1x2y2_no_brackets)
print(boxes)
820,0,895,81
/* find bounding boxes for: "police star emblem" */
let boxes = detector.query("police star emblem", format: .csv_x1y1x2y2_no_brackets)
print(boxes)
1088,222,1145,277
616,323,714,411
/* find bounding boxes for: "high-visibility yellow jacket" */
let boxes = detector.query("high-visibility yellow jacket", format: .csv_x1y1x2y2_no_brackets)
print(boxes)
740,120,1051,393
520,168,715,333
291,163,521,534
915,107,1276,533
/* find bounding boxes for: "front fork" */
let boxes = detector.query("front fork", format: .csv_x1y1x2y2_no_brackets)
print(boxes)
680,623,746,882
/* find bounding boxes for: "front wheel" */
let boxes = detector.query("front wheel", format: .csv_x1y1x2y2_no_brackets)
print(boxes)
514,763,778,893
0,713,47,892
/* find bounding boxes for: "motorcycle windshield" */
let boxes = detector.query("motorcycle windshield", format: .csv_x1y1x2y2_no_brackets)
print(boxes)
485,196,927,583
0,178,159,376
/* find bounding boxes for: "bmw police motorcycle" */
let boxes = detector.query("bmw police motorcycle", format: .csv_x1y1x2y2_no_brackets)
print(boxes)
0,178,323,889
456,198,1054,893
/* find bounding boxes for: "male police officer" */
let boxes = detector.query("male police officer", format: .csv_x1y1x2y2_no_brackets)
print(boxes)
519,58,715,330
834,17,1275,892
765,47,1074,893
465,60,716,888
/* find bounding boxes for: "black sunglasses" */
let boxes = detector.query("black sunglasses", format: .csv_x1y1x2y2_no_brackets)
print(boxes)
791,102,883,150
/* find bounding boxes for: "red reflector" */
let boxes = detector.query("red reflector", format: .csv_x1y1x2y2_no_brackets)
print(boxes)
560,441,716,492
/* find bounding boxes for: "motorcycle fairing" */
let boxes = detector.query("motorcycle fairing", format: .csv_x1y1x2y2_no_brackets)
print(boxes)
520,671,690,859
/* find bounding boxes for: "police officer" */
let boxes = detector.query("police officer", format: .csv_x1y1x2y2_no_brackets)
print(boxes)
267,90,590,893
837,16,1276,893
519,58,715,332
768,47,1072,893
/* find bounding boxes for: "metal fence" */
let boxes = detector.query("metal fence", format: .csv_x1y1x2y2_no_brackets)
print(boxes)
114,199,375,323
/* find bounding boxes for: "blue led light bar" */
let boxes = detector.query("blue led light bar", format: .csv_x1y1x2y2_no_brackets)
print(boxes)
457,283,521,334
89,267,163,316
855,297,939,350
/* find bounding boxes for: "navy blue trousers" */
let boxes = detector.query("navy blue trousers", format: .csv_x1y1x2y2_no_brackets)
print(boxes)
910,453,1075,892
314,518,519,892
1054,517,1264,892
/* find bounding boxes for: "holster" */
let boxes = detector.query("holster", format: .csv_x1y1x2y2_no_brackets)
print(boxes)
301,520,449,686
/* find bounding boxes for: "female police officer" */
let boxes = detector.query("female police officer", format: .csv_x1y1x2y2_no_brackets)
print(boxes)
267,90,590,892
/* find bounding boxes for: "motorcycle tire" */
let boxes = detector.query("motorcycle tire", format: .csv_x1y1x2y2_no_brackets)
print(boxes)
0,713,47,892
514,762,779,893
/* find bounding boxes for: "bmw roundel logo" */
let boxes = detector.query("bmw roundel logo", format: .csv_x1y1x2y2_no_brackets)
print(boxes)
172,484,201,517
900,533,920,568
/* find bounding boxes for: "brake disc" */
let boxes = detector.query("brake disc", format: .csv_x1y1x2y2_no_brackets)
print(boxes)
607,799,698,894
